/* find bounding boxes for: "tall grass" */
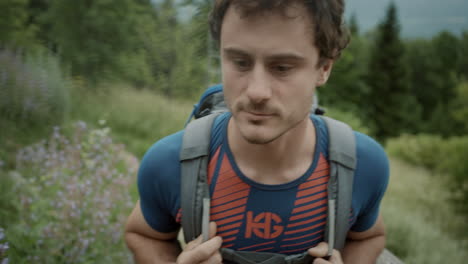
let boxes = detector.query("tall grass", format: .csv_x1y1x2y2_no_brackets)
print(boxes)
0,49,71,127
0,49,72,169
70,84,194,158
382,158,468,263
2,83,467,263
75,88,468,263
387,134,468,216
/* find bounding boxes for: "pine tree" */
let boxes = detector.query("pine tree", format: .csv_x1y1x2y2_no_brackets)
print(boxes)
458,32,468,80
183,0,220,85
364,2,420,141
405,32,460,136
320,16,369,116
349,13,359,36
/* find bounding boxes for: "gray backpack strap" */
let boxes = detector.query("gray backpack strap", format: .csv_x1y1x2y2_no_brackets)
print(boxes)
321,116,357,252
180,114,356,263
180,114,220,243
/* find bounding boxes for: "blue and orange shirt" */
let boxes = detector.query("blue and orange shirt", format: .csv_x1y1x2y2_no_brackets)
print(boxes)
138,113,389,254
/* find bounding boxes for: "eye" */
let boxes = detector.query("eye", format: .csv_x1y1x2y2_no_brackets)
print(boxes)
232,58,252,71
272,64,293,74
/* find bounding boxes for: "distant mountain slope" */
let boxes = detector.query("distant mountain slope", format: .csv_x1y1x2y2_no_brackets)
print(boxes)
345,0,468,38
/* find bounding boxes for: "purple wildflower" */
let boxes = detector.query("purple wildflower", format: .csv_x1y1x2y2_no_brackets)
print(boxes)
11,121,137,262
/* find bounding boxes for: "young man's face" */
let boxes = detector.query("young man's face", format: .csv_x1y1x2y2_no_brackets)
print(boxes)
220,4,333,144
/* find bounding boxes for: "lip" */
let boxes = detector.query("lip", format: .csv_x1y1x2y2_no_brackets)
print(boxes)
244,111,275,120
247,111,273,116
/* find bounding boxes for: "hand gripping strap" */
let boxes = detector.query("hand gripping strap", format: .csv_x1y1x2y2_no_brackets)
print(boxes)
180,114,220,243
321,116,357,251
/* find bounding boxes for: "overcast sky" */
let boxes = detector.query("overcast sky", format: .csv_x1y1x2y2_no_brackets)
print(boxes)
172,0,468,38
345,0,468,38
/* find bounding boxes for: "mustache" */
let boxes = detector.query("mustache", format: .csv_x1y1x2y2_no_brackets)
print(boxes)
236,101,278,115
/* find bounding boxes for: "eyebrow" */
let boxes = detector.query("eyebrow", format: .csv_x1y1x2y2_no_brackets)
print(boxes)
222,47,306,62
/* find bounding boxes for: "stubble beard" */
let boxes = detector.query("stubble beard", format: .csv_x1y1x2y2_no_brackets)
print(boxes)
234,104,309,145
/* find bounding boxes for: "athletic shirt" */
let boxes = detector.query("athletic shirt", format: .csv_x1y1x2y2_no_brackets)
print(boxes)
138,113,389,254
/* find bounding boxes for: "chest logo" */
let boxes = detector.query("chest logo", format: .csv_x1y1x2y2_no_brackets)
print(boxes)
245,211,284,239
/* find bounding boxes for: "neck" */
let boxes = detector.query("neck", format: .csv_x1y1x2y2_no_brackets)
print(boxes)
227,117,316,184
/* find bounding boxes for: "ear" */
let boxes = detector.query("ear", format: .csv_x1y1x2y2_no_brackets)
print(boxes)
316,59,334,86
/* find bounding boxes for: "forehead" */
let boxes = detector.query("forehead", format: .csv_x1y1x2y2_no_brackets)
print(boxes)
220,4,317,56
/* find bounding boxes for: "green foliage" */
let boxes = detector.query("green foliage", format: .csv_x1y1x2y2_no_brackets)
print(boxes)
365,3,420,141
348,13,359,36
0,49,71,128
70,84,193,158
382,158,468,263
437,137,468,216
387,134,444,170
1,122,136,263
0,227,7,262
457,32,468,80
450,81,468,134
387,134,468,218
321,34,370,116
43,0,156,84
1,1,468,261
0,0,37,49
184,0,221,85
146,0,209,98
405,32,461,136
324,108,370,135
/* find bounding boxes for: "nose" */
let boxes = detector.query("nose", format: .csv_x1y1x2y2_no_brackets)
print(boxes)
245,65,272,104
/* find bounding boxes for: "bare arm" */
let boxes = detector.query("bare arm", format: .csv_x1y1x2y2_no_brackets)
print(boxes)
341,214,386,264
124,200,223,264
308,214,385,264
124,200,181,264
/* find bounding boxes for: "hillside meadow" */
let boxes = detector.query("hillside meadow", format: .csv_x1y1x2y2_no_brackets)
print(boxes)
2,1,467,262
1,85,467,263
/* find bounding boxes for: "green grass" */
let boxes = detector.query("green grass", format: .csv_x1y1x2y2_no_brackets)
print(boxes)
70,84,194,159
3,85,468,263
67,84,194,200
0,119,54,169
76,87,468,263
382,158,468,263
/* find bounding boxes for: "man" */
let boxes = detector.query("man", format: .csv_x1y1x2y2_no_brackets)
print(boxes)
125,1,389,263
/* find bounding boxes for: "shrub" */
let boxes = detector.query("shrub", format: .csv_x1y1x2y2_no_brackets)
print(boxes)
387,134,468,221
3,122,137,263
382,158,468,263
325,107,370,135
0,49,71,128
386,134,445,170
438,137,468,216
0,227,8,264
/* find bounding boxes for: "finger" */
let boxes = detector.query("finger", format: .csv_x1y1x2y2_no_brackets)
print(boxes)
313,249,343,264
185,235,203,251
200,251,223,264
329,249,343,264
209,221,217,239
187,236,223,263
308,242,329,258
186,222,219,251
313,258,330,264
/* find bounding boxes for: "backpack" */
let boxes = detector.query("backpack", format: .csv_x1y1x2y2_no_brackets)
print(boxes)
179,84,356,264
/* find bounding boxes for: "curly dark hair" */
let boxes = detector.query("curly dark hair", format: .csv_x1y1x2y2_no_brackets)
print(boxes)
209,0,350,64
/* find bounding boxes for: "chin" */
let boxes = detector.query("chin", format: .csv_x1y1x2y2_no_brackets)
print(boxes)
240,126,281,145
243,135,275,145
